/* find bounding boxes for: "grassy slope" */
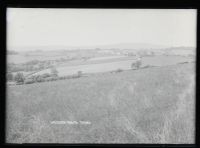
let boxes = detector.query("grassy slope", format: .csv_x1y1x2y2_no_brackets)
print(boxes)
6,63,195,143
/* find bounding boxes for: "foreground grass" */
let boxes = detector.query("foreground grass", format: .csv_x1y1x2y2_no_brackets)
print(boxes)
6,63,195,143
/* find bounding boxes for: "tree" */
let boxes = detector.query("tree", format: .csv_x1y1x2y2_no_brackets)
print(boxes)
51,67,58,77
131,60,142,69
42,73,51,78
77,71,82,77
7,73,13,81
137,60,142,68
14,72,24,83
24,78,35,84
115,69,123,73
29,75,36,81
35,75,45,82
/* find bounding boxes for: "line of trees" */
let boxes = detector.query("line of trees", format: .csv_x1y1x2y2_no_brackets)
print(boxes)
7,68,83,85
7,60,142,85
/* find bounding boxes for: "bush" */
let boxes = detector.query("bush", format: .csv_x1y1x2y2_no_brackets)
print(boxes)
131,60,142,69
29,75,36,80
115,69,123,73
77,71,82,77
64,75,72,79
44,77,58,82
71,74,79,79
58,76,64,80
50,74,58,77
179,62,188,64
24,79,35,84
143,65,150,68
16,82,24,85
14,72,25,83
52,77,58,81
62,76,68,79
59,76,67,80
44,77,53,82
42,73,51,78
51,67,58,77
35,75,45,82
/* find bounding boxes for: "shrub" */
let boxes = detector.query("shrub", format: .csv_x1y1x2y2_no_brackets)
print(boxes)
42,73,51,78
44,77,53,82
52,77,58,81
50,74,58,77
58,76,64,80
16,82,24,85
115,69,123,73
143,65,150,68
71,74,79,79
30,75,36,80
131,60,142,69
51,67,58,77
14,72,25,83
24,79,35,84
59,76,67,80
62,76,68,79
65,75,70,79
35,75,45,82
44,76,58,82
77,71,82,77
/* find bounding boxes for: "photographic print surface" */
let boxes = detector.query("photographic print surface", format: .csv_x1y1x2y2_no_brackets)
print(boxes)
6,8,196,143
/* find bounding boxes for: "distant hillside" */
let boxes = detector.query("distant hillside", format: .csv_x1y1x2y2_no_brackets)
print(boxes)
163,47,196,56
93,43,168,50
164,47,195,51
8,43,169,51
7,50,18,55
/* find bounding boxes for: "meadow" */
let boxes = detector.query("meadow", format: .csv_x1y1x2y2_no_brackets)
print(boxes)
29,55,194,77
6,62,195,143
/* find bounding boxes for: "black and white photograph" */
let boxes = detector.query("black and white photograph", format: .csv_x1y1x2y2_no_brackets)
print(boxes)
6,8,196,144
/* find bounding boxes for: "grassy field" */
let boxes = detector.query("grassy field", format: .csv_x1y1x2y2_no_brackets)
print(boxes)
6,63,195,143
29,55,194,77
29,59,138,77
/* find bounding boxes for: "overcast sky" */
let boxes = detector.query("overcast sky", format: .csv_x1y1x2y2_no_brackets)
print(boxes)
7,8,197,51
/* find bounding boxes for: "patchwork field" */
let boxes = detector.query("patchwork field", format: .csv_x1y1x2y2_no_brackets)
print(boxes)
6,63,195,143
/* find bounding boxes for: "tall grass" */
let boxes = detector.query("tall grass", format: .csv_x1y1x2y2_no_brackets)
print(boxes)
6,63,195,143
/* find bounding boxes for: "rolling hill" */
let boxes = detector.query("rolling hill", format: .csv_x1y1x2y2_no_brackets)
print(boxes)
6,63,195,143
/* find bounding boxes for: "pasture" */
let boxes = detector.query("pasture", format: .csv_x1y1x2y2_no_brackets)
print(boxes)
28,55,195,77
6,63,195,143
